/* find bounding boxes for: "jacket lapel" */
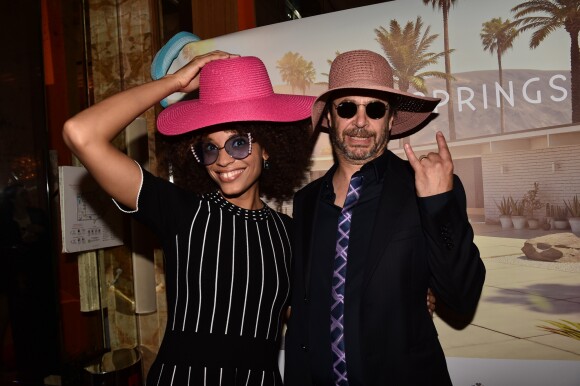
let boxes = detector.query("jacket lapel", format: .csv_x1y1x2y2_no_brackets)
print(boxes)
299,178,324,297
362,152,413,291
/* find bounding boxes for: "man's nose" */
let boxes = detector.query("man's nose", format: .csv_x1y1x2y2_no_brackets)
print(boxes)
354,104,368,127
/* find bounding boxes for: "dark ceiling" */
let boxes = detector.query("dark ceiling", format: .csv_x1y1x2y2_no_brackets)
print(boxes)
160,0,394,40
256,0,392,27
297,0,392,18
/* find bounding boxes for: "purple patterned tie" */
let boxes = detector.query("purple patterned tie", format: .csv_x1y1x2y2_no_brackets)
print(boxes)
331,175,363,386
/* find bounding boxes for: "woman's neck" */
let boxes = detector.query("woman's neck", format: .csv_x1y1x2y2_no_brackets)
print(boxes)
221,185,263,210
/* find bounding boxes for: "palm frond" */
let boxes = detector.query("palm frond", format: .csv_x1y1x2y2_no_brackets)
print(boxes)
375,16,447,93
537,320,580,341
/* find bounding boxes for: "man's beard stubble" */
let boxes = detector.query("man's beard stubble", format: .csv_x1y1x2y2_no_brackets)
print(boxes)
330,126,389,165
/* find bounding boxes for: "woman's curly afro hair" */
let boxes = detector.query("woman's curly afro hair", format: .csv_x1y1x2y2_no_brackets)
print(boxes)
158,119,313,205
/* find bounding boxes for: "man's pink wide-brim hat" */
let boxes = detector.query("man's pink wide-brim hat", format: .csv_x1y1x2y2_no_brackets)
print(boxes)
157,56,316,136
311,50,441,138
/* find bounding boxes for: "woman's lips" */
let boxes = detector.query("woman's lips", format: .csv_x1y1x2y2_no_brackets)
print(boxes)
218,168,244,182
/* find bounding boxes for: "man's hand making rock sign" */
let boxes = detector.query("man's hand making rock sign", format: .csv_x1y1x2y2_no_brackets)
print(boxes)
403,131,454,197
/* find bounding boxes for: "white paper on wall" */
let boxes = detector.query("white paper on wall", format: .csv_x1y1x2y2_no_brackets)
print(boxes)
59,165,123,253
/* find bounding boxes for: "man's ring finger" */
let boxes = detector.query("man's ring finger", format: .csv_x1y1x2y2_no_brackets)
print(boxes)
419,155,428,162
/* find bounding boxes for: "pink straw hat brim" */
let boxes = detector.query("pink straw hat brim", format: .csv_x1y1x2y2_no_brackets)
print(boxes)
311,50,441,138
312,85,439,138
158,94,315,135
157,56,316,136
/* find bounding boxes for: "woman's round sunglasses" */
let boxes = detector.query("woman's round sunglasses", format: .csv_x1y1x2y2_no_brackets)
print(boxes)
333,100,389,120
191,133,253,166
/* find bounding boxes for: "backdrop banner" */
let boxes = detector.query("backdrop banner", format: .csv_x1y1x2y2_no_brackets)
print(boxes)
159,1,580,384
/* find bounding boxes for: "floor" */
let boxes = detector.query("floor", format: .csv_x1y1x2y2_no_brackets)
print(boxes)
435,222,580,385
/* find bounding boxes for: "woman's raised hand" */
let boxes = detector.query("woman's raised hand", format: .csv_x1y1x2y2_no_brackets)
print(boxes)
169,51,239,94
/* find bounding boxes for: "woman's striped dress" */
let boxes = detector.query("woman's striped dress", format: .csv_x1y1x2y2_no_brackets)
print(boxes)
130,170,292,386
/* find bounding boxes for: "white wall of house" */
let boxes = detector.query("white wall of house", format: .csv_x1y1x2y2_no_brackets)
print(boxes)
482,143,580,222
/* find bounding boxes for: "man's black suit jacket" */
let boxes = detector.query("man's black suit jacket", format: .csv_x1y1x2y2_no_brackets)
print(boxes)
284,150,486,385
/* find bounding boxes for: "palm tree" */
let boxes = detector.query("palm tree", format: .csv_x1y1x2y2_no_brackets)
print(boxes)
511,0,580,122
321,51,342,79
480,17,519,133
276,52,316,95
423,0,457,140
375,16,451,145
375,17,451,93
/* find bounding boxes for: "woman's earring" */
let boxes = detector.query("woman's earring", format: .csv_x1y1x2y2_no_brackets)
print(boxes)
263,159,270,170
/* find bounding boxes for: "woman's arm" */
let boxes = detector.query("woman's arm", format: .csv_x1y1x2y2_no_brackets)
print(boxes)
62,51,234,209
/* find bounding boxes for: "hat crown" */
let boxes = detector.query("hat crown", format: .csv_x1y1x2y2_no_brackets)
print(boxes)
329,50,394,90
156,55,315,136
199,56,274,104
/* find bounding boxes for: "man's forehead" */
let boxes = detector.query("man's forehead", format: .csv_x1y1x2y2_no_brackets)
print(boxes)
330,89,392,104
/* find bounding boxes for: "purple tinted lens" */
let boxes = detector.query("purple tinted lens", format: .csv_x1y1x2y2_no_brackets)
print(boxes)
195,134,251,165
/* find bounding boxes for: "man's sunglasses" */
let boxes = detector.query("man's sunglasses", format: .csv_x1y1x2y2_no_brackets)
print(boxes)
333,101,389,120
191,133,253,166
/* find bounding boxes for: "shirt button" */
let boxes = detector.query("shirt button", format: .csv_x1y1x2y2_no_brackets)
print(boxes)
301,344,308,351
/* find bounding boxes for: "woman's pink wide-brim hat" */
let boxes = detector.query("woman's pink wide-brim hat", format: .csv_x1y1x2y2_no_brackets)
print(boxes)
311,50,441,138
157,56,316,136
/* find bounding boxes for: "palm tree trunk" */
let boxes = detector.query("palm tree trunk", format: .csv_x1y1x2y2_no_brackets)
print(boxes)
497,52,504,133
442,2,456,141
569,29,580,123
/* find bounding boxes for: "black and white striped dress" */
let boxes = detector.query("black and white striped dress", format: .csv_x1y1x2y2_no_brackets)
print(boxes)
131,170,291,386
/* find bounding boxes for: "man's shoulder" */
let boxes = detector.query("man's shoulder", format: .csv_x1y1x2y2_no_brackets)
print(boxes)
296,174,326,197
383,150,414,176
385,149,409,167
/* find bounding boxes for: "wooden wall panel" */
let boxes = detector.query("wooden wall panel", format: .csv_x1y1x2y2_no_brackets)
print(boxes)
191,0,239,39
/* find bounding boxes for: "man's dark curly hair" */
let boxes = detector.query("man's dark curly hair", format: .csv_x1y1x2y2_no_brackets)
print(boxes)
158,120,313,205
